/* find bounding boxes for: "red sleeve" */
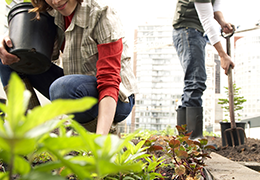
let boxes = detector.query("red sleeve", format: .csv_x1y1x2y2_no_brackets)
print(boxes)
96,38,123,102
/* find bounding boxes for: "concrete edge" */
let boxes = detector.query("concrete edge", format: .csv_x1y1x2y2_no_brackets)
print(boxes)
205,152,260,180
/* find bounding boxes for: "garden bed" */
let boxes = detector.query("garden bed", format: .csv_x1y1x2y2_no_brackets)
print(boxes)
206,136,260,162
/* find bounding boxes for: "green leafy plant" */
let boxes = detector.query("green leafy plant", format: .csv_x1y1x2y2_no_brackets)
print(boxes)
218,84,247,122
203,131,220,137
0,73,162,180
0,72,97,179
103,138,165,180
5,0,31,5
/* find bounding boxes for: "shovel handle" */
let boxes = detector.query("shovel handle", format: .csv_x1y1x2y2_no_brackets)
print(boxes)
222,25,236,129
228,66,236,129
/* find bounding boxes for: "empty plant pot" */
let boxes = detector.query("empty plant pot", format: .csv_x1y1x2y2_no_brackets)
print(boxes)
7,2,57,74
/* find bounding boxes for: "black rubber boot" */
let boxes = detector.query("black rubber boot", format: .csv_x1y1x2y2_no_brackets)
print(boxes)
176,108,186,127
186,107,203,140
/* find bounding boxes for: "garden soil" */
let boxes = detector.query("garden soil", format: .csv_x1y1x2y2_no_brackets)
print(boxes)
207,136,260,162
151,136,260,179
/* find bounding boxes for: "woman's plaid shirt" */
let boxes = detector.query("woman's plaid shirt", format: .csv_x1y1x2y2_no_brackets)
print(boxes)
48,0,138,102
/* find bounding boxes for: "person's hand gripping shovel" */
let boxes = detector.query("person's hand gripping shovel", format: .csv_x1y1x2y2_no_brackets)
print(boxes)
221,25,247,147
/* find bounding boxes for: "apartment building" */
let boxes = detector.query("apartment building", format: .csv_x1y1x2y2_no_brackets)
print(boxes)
132,17,218,133
234,32,260,119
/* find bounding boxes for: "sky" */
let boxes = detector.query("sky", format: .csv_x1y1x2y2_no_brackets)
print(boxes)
105,0,260,38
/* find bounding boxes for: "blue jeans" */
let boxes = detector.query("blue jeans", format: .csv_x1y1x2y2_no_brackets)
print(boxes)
0,62,134,124
49,75,135,124
172,28,207,107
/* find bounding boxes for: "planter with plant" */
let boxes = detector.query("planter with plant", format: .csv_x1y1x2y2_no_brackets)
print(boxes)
5,0,57,74
218,83,247,146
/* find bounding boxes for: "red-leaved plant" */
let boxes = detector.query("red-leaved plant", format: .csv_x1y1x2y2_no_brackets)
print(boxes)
143,125,215,180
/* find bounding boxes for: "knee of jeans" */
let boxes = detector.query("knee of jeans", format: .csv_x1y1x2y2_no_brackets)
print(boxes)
49,79,68,100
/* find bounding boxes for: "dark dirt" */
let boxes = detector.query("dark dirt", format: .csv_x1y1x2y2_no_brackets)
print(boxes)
151,135,260,179
207,136,260,162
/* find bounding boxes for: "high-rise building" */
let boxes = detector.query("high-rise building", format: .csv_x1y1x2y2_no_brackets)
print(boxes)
234,32,260,119
132,17,218,132
0,0,8,36
133,17,182,131
1,0,24,35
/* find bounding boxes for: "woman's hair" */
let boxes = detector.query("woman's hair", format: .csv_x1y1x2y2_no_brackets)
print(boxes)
30,0,83,14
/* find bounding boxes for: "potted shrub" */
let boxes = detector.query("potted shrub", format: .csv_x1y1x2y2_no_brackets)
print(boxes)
5,0,57,74
218,83,247,146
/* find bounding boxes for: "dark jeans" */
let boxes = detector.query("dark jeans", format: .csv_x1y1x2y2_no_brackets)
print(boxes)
0,61,134,124
172,28,207,107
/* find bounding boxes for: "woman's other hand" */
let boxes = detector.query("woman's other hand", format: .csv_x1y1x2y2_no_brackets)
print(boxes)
0,36,20,65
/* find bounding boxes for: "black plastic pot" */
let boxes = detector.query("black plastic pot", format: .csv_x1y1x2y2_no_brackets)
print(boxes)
220,121,246,147
7,2,57,74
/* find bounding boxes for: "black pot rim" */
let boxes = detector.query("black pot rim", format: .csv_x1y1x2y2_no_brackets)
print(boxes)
219,121,246,124
8,2,49,23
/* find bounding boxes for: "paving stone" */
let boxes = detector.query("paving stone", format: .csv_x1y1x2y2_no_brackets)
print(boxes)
205,152,260,180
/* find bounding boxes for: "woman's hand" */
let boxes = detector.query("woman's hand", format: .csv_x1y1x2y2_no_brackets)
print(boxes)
0,36,20,65
96,96,117,135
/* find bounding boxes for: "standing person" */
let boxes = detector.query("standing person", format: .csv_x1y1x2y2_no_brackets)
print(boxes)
0,0,137,135
172,0,235,139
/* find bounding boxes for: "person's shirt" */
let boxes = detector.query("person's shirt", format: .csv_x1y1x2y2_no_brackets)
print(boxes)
172,0,222,46
48,0,138,103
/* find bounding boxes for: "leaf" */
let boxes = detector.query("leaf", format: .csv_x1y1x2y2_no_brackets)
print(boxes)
69,120,100,157
33,161,64,172
0,137,36,155
13,155,31,175
147,145,163,152
0,172,8,180
95,134,124,158
144,139,152,146
0,137,10,151
169,139,180,149
176,150,188,159
186,139,194,146
204,145,216,150
176,125,186,134
42,136,87,151
174,165,186,175
199,139,208,146
18,97,97,135
4,0,13,5
20,171,66,180
25,119,67,138
5,73,27,134
0,150,31,175
96,159,143,177
46,149,92,179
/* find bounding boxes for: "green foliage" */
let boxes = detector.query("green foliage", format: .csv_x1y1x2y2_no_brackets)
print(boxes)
5,0,31,5
159,125,177,136
203,131,220,137
0,73,215,179
218,84,247,121
0,73,163,180
131,126,177,140
0,73,97,179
